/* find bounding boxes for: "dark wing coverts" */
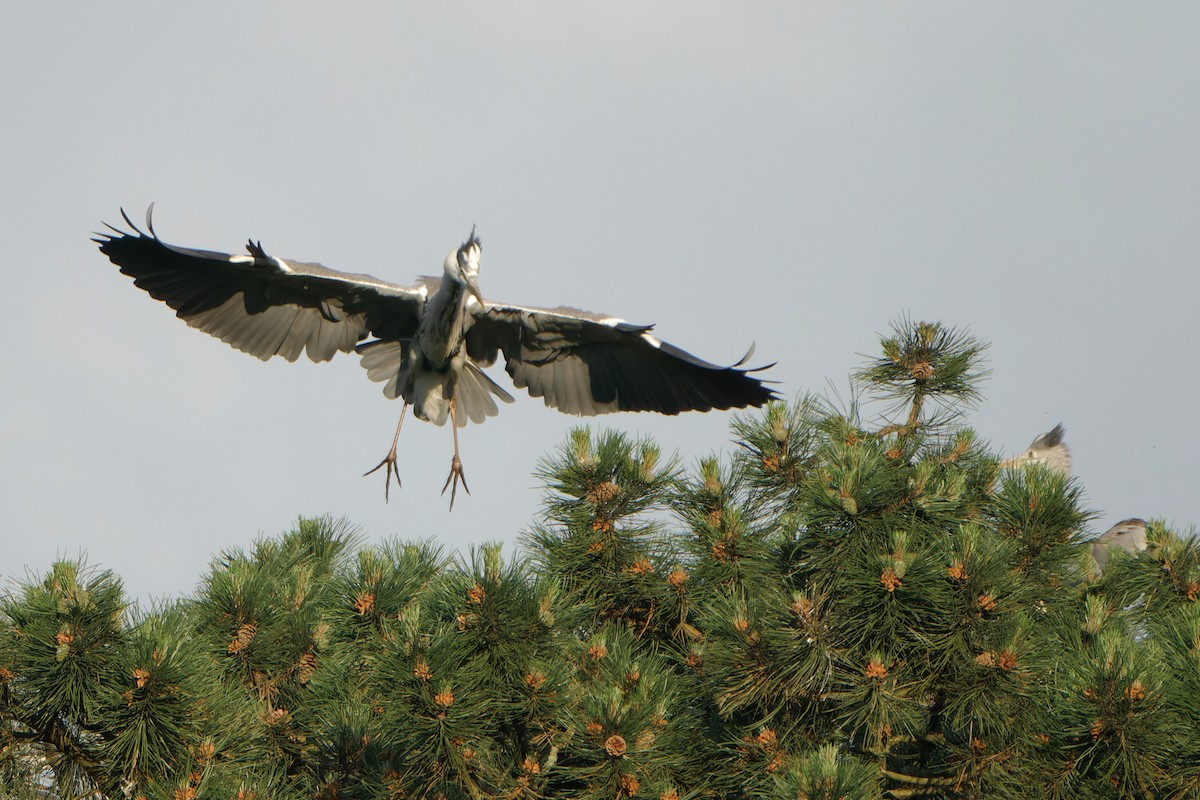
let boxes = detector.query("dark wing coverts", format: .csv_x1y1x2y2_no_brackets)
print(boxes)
94,207,426,363
466,303,776,416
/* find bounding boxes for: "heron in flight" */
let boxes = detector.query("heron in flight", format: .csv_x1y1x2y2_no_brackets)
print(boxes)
95,207,777,507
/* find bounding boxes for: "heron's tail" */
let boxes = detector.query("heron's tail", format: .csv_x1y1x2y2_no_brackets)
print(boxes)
356,340,513,426
358,340,413,401
453,361,516,426
411,361,514,426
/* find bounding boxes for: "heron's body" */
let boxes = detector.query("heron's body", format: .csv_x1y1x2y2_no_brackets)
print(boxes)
95,207,776,505
417,278,465,368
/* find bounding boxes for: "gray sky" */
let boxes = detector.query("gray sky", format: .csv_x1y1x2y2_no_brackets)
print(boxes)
2,3,1197,603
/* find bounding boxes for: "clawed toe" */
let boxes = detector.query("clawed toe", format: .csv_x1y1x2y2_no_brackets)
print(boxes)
440,455,470,511
366,405,408,503
364,449,402,502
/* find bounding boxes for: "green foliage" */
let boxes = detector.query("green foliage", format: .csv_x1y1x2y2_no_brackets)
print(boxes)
3,319,1196,799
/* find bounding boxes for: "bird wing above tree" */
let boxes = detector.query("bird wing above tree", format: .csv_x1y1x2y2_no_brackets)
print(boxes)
465,301,777,416
94,207,429,363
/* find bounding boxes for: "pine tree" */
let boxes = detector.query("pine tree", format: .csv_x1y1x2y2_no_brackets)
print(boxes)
2,319,1197,799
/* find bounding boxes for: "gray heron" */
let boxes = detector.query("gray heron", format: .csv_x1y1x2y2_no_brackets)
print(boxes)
1091,518,1148,570
95,207,777,507
1001,424,1148,568
1000,423,1071,476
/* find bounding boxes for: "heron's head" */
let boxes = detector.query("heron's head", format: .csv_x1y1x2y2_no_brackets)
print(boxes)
1000,423,1071,476
1093,518,1149,570
444,226,483,305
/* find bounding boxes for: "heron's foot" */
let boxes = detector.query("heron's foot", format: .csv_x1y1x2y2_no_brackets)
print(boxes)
363,446,402,503
440,454,470,511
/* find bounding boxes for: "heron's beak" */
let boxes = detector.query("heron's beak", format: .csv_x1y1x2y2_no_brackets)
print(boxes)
465,276,484,307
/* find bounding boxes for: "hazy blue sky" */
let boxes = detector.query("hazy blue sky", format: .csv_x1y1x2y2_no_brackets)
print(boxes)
2,3,1197,602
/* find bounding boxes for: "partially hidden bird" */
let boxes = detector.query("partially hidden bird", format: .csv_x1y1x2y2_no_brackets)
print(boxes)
95,206,777,508
999,423,1072,476
1001,423,1148,569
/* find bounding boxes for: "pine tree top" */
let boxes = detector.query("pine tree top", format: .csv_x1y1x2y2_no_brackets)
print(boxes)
3,320,1195,800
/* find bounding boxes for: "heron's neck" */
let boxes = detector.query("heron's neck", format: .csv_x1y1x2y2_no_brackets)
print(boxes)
416,277,470,369
434,276,469,318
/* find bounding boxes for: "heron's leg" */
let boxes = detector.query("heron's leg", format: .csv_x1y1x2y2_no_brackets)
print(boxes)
440,397,470,510
363,403,408,502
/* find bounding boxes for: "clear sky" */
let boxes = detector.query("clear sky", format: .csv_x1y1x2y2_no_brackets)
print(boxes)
2,3,1196,603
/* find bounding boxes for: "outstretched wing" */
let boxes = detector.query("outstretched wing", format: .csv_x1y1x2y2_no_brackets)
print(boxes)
94,206,428,363
465,301,776,416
